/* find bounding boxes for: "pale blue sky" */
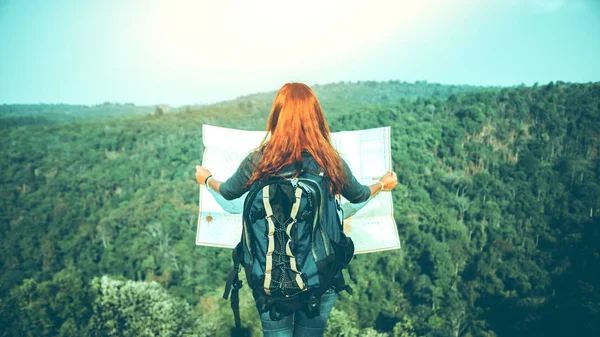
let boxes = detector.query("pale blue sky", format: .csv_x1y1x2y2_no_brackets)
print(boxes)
0,0,598,106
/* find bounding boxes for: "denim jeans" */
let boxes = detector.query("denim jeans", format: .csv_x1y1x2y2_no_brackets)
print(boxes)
258,288,337,337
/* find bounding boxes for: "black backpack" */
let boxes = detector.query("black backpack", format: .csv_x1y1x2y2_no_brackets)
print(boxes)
223,161,355,328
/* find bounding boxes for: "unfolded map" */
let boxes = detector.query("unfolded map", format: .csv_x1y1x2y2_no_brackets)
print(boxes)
196,124,400,254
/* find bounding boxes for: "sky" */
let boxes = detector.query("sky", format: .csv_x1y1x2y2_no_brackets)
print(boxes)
0,0,598,106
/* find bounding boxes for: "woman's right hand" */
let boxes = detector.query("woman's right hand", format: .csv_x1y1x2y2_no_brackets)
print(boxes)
379,171,398,191
195,165,212,185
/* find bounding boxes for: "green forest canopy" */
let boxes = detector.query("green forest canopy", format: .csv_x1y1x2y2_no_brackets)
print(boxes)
0,80,598,337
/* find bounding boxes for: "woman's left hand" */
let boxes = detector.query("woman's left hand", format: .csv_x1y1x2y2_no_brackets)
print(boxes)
195,165,212,184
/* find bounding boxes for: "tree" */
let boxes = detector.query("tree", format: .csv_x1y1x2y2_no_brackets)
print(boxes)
88,276,195,337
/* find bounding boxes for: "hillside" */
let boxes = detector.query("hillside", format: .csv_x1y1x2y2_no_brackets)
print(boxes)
0,80,598,337
0,103,155,127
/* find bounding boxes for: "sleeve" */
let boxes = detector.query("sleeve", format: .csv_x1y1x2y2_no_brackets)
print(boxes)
341,197,372,218
219,153,256,200
340,158,371,203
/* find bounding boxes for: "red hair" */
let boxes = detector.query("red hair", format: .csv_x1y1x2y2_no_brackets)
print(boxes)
248,83,346,194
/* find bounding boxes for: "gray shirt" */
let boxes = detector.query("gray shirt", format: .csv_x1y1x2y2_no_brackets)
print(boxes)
219,151,371,204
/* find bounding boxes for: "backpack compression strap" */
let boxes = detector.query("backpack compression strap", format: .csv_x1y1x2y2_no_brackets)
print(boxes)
262,184,306,295
287,187,305,289
262,185,275,295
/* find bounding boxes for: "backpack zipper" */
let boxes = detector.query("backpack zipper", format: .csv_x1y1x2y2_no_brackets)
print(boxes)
298,179,331,258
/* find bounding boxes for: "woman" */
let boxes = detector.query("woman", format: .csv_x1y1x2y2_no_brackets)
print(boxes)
195,82,397,336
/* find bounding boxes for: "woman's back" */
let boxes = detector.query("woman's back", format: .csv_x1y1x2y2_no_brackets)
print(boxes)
195,82,398,337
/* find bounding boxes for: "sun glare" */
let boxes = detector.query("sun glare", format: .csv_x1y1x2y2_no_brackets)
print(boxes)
141,0,453,75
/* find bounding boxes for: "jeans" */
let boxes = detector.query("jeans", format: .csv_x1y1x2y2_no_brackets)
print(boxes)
258,288,337,337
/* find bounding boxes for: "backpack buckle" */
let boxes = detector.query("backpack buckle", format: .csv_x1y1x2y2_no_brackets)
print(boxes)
306,293,321,318
233,279,243,291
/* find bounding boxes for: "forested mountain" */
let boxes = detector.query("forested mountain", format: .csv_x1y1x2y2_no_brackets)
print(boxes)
1,81,598,337
212,80,494,119
0,103,155,127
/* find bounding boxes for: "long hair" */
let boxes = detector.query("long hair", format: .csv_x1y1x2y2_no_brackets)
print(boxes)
248,83,346,194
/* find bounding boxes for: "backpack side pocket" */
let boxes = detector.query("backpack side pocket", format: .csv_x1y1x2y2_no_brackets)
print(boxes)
331,234,355,268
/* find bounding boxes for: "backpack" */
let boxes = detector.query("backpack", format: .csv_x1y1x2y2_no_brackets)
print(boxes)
223,161,355,328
